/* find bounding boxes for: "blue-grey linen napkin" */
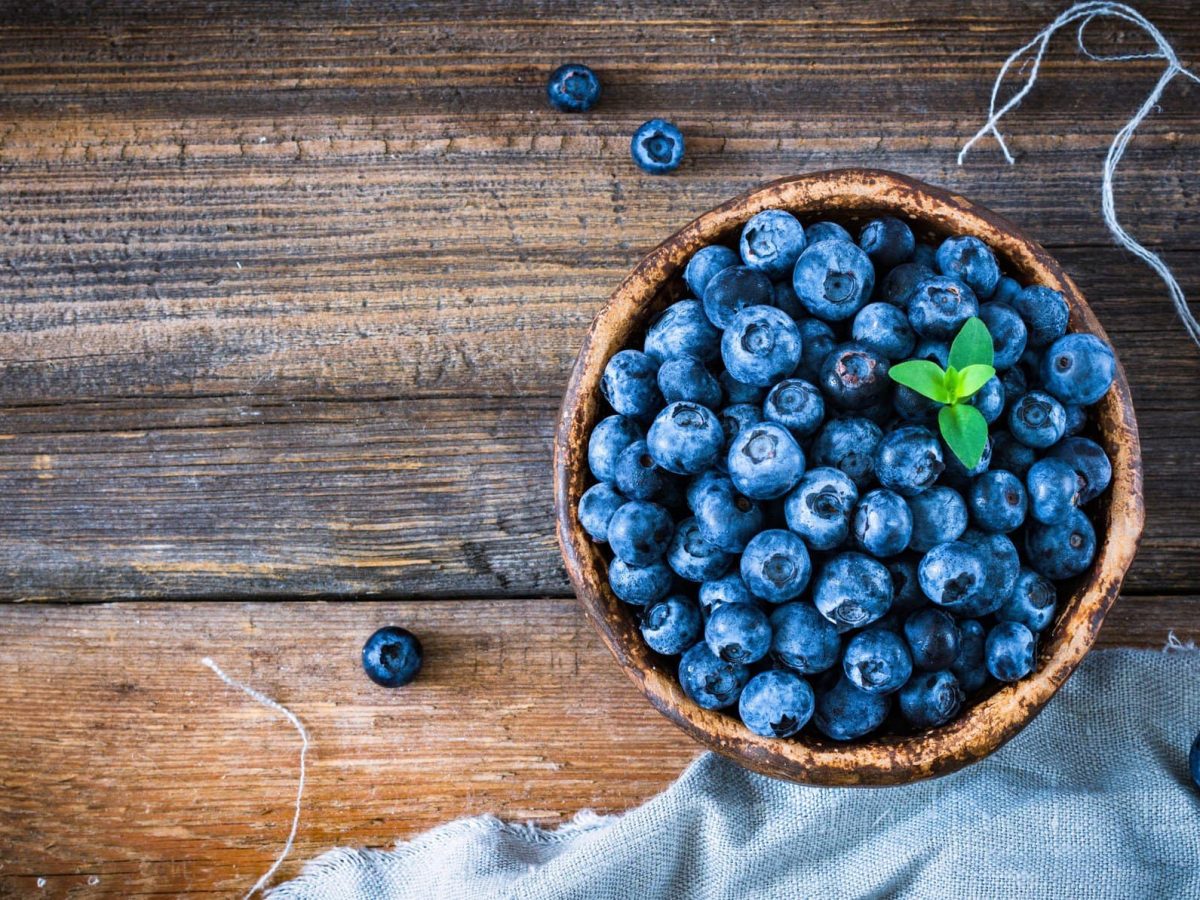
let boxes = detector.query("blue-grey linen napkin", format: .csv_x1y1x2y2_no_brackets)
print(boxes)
270,648,1200,900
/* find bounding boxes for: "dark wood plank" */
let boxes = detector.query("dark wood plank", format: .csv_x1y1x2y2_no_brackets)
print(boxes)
0,596,1192,897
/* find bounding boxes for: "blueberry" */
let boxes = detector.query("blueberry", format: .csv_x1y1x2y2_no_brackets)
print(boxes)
588,415,644,483
978,302,1028,370
703,265,774,329
859,216,915,269
991,430,1037,478
763,378,824,438
813,675,891,741
741,529,812,603
684,245,739,302
913,337,951,368
699,572,757,616
362,626,423,687
886,556,925,612
717,403,763,458
601,350,662,419
727,422,806,500
898,670,964,729
991,275,1022,305
546,63,601,112
918,541,988,610
811,417,883,489
770,602,841,673
578,482,626,542
678,642,749,709
814,552,893,630
1189,732,1200,792
644,300,722,364
968,375,1006,424
722,305,803,387
950,619,988,693
935,235,1000,299
985,621,1036,682
999,568,1057,632
959,529,1020,616
874,425,944,497
819,342,891,410
614,440,665,500
893,384,939,424
1040,333,1116,406
770,278,805,320
1026,458,1079,525
1047,436,1112,503
852,302,916,361
880,262,934,309
739,209,807,279
705,602,772,664
794,319,837,382
738,670,815,738
1025,508,1097,580
656,355,721,408
908,276,980,339
1008,390,1067,449
647,401,724,475
1012,285,1069,349
691,475,764,553
906,486,967,552
910,242,937,268
805,220,853,245
968,470,1027,534
719,371,767,406
853,489,914,558
667,517,734,582
793,239,875,321
784,466,858,551
940,434,993,493
630,118,684,174
608,558,673,605
641,595,703,656
999,364,1028,406
903,607,961,670
1062,404,1088,437
607,500,674,566
843,628,913,694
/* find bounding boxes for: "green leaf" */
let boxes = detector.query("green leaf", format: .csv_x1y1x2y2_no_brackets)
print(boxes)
943,365,959,399
888,360,951,404
954,364,997,400
949,317,994,370
938,404,989,470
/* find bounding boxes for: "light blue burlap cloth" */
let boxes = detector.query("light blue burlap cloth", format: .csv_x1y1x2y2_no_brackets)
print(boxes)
271,648,1199,900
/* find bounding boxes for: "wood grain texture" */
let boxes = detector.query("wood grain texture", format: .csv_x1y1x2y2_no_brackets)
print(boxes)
0,597,1193,898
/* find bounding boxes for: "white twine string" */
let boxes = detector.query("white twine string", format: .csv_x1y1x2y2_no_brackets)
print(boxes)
959,1,1200,348
202,657,310,899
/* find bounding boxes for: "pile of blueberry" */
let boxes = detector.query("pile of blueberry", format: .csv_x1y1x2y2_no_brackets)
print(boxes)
580,210,1118,741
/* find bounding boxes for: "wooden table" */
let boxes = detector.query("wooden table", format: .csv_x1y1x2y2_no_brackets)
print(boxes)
2,2,1198,895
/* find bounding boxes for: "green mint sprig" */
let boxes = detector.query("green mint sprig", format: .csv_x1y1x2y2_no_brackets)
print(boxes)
889,317,996,470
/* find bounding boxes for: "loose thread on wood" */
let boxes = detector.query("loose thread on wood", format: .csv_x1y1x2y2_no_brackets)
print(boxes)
959,1,1200,348
202,657,310,899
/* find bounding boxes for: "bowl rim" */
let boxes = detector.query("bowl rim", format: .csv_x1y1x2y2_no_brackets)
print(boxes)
554,168,1145,786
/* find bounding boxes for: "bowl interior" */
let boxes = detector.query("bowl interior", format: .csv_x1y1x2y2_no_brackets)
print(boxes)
555,169,1143,785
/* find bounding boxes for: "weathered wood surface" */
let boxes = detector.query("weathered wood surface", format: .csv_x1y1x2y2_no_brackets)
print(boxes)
0,598,1194,898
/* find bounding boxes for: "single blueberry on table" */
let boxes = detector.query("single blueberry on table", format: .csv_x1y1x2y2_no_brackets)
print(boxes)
546,63,601,112
906,485,968,552
630,118,684,174
764,378,825,438
880,262,934,309
918,540,988,610
843,628,913,694
667,517,734,582
854,488,914,558
819,343,891,410
999,568,1058,633
647,401,725,475
614,439,665,500
705,602,773,664
908,275,980,339
1025,507,1097,581
719,370,767,406
852,302,917,362
678,642,749,709
951,619,988,693
959,529,1020,617
607,500,674,566
1047,436,1112,504
738,669,815,738
1026,457,1079,525
805,220,853,245
362,626,423,688
794,318,837,382
991,430,1037,478
578,482,626,542
684,245,739,302
1008,390,1067,449
588,414,644,483
968,375,1006,424
978,302,1028,370
1040,333,1116,406
886,556,925,612
727,422,806,500
811,417,884,489
641,595,703,656
793,239,875,321
985,620,1036,682
691,474,764,553
904,607,961,671
656,354,722,408
607,558,673,606
601,349,662,419
739,209,807,279
770,602,841,674
721,305,803,387
968,469,1028,534
699,572,757,616
992,275,1023,305
1012,285,1070,349
813,552,894,630
784,466,858,551
644,300,722,364
741,529,812,604
935,235,1001,299
813,675,891,741
874,425,944,497
859,216,916,269
899,670,964,729
703,264,774,329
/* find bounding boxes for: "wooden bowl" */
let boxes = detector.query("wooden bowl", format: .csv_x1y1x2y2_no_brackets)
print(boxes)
554,169,1144,786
